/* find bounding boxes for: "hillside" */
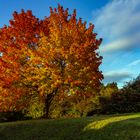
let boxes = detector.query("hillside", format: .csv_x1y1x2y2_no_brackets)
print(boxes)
0,113,140,140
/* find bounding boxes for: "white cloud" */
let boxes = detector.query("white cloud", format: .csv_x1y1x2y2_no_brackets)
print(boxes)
103,70,132,83
100,32,140,53
92,0,140,53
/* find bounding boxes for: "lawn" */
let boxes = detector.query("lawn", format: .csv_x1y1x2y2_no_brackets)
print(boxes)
0,113,140,140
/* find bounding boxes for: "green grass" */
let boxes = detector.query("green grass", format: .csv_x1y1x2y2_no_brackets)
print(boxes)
0,113,140,140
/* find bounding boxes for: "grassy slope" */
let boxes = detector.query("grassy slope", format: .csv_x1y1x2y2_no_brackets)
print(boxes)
0,113,140,140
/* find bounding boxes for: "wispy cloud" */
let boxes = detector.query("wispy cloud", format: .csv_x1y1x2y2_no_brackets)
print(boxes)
128,59,140,67
91,0,140,86
93,0,140,54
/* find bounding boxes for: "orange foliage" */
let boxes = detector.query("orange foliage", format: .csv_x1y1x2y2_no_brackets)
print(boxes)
0,5,103,112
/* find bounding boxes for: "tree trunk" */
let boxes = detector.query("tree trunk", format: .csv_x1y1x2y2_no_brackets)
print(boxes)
44,93,54,118
44,88,58,118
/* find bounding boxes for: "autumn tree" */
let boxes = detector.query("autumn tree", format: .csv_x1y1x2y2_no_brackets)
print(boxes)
0,5,103,118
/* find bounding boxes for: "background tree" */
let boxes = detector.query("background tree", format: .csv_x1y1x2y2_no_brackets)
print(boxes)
98,77,140,114
0,5,103,118
122,75,140,94
113,75,140,113
98,82,119,114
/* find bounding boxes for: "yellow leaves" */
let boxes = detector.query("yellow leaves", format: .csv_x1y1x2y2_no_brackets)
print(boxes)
39,34,48,46
69,89,75,94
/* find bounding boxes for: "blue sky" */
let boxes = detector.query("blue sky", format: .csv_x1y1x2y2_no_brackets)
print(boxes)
0,0,140,88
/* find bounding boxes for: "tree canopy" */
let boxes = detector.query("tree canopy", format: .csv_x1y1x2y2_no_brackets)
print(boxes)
0,5,103,117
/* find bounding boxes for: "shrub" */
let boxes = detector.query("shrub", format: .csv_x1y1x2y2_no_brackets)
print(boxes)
0,111,26,122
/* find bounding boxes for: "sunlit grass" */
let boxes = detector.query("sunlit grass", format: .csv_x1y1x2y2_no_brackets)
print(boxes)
84,113,140,130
